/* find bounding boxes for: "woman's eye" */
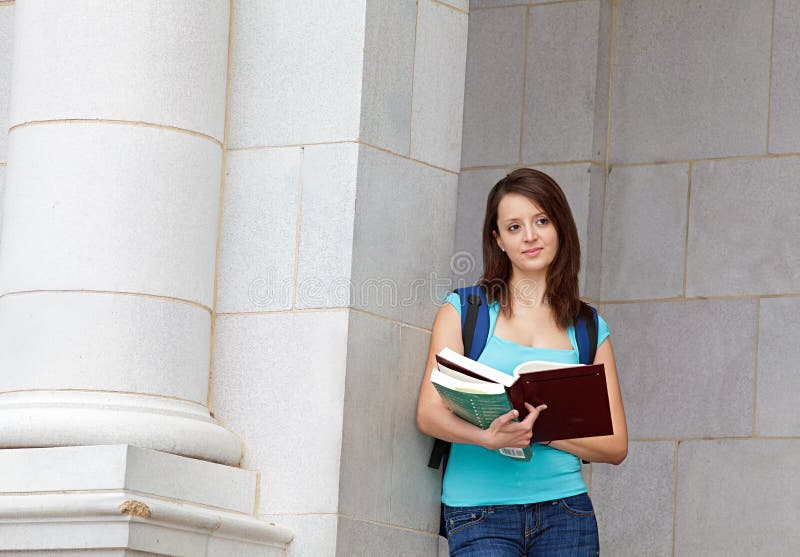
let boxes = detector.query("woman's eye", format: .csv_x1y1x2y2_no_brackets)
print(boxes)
508,224,520,231
536,218,549,226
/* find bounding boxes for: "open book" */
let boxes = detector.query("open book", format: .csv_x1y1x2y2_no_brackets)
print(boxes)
431,347,613,460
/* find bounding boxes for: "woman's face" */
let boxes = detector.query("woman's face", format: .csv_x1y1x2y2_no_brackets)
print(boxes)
493,192,559,278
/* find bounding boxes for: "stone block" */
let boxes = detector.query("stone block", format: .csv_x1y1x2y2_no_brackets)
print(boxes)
675,439,800,555
216,147,302,313
601,164,689,300
350,146,457,329
769,1,800,153
339,312,400,523
601,299,756,438
261,514,337,557
410,0,469,171
471,0,552,8
0,124,221,307
227,1,364,148
453,167,509,287
9,0,229,140
591,0,613,163
522,0,600,163
360,0,416,155
440,0,469,11
461,7,526,167
0,5,12,162
583,163,606,301
210,310,349,515
756,297,800,436
336,517,439,557
687,157,800,296
0,445,256,513
296,143,359,309
0,166,5,249
610,0,771,163
390,325,441,532
0,292,210,403
592,442,674,557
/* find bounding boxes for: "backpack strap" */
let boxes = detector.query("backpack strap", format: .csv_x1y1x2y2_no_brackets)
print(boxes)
430,286,490,537
428,286,490,470
575,301,599,365
575,301,599,464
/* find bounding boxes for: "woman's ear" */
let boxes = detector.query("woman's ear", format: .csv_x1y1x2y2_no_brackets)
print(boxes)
493,230,505,253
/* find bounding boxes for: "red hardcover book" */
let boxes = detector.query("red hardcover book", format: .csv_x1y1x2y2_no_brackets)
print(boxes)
434,347,613,442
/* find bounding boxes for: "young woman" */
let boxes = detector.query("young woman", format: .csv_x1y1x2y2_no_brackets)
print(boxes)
417,168,627,556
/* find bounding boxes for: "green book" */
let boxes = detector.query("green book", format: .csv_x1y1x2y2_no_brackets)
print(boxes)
430,364,532,461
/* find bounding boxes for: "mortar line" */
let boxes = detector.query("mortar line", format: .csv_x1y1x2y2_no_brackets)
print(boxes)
0,289,212,312
230,140,459,174
612,151,800,168
215,307,350,317
471,0,587,11
333,514,442,536
462,159,599,171
291,148,305,310
766,0,776,153
518,6,531,164
671,440,679,557
360,140,459,174
430,0,469,15
597,0,617,301
408,0,421,158
598,294,781,304
9,119,222,147
0,388,209,407
227,140,354,152
752,297,761,436
682,162,692,297
208,0,236,411
216,305,434,334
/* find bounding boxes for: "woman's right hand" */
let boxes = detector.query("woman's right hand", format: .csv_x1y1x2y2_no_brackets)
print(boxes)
481,402,547,450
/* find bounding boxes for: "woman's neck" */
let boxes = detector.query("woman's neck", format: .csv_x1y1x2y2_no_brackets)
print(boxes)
507,273,548,309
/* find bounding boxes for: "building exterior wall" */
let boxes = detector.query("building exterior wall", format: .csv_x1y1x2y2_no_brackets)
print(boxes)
209,1,467,555
1,0,799,555
457,1,800,555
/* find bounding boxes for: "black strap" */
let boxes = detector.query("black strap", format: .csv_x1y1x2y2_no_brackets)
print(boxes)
462,293,481,358
577,302,599,465
580,302,598,364
428,293,483,471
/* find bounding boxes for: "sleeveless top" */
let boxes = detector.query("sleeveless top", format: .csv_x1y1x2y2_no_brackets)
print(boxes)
441,292,610,506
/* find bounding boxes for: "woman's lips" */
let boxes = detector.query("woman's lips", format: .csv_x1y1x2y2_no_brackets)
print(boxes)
523,248,543,256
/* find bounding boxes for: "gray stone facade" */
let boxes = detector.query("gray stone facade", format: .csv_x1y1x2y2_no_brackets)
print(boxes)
1,1,798,555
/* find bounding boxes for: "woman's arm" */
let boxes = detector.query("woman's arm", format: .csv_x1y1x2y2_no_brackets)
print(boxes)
416,303,544,450
547,338,628,464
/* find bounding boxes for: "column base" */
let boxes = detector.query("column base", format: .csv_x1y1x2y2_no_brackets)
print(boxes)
0,446,293,556
0,391,242,465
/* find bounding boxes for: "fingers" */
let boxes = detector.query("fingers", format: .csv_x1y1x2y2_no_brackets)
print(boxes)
492,408,519,429
520,402,547,427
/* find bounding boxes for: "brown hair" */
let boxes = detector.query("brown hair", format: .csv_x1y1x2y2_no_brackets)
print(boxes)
479,168,581,328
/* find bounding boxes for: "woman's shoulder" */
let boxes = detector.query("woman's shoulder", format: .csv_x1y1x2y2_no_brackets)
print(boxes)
442,290,501,319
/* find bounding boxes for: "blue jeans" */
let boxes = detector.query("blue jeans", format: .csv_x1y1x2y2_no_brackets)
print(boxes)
444,493,599,556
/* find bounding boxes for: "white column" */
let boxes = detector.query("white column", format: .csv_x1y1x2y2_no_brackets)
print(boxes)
0,0,240,465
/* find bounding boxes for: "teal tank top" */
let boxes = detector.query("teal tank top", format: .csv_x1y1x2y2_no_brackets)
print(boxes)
441,292,610,506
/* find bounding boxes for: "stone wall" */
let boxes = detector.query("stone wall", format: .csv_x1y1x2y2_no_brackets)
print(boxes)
0,1,12,242
457,0,800,555
209,1,468,555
